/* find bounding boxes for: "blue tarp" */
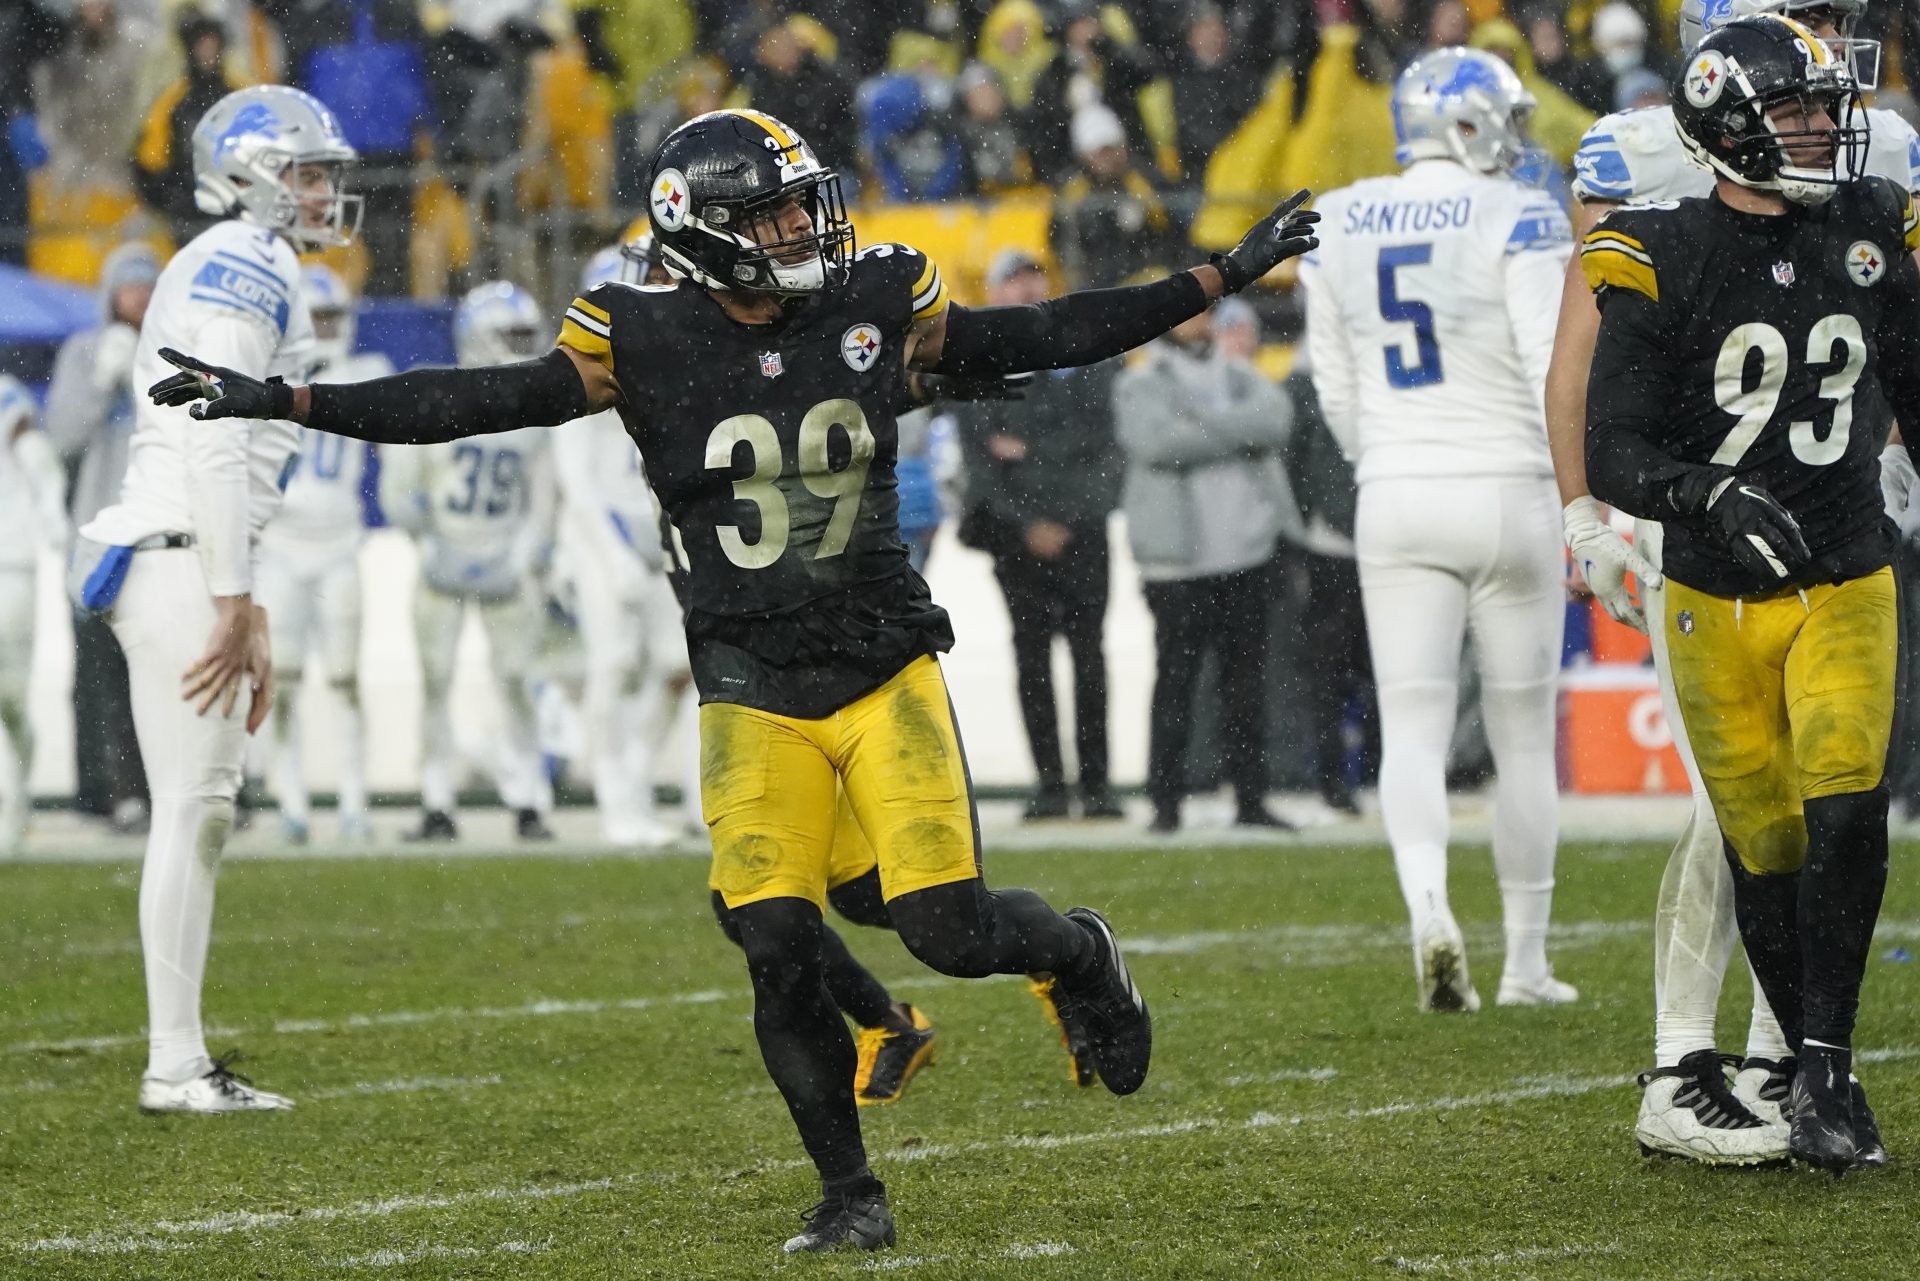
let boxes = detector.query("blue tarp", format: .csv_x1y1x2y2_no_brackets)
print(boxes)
0,264,97,345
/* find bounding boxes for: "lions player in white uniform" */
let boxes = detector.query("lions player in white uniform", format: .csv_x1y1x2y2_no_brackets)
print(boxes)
1548,0,1911,1163
381,282,557,843
1302,48,1576,1013
83,85,358,1112
255,264,394,844
555,238,693,847
0,377,70,854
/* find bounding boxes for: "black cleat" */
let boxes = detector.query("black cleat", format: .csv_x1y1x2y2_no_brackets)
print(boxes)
1028,975,1096,1087
515,808,555,841
854,1005,937,1107
1789,1047,1856,1174
1023,785,1069,822
1079,786,1124,820
1055,907,1152,1095
403,809,459,842
1851,1078,1888,1169
1234,803,1299,832
782,1187,895,1253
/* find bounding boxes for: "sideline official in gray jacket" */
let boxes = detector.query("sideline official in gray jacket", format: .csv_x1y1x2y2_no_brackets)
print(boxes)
1115,304,1301,833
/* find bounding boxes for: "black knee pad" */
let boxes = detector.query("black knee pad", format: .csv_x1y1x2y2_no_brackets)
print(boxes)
886,881,996,978
826,868,891,930
731,897,828,995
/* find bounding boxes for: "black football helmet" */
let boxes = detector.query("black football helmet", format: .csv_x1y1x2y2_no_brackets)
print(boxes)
1674,13,1867,206
646,109,854,295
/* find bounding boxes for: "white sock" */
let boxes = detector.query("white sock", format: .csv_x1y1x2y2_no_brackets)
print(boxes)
1652,796,1739,1065
1745,963,1792,1061
270,672,309,825
336,686,368,820
1377,673,1456,949
1480,678,1560,988
140,797,230,1081
1394,843,1451,945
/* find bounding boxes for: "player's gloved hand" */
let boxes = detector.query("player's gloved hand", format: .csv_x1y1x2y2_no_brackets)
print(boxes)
1210,189,1320,294
1563,495,1661,634
149,348,295,421
1672,470,1810,581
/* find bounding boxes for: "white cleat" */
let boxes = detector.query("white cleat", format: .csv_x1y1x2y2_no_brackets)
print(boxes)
338,812,376,844
1496,972,1580,1006
1636,1050,1786,1165
1416,921,1480,1013
139,1057,294,1115
1731,1056,1794,1127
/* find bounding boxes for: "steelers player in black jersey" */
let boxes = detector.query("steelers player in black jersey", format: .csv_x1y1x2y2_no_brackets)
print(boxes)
1584,16,1920,1173
148,106,1317,1250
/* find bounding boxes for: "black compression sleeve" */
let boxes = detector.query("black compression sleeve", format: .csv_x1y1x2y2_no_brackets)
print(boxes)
935,270,1209,376
305,348,592,444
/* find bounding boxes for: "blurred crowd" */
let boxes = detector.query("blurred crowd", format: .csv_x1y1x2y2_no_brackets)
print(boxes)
10,0,1920,301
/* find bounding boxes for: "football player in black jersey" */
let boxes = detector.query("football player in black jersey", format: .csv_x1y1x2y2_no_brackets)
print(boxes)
147,107,1318,1249
1584,16,1920,1172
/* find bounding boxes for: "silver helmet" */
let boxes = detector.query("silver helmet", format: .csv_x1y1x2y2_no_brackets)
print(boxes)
192,85,361,248
580,223,667,292
1680,0,1877,87
454,282,545,368
1392,48,1536,175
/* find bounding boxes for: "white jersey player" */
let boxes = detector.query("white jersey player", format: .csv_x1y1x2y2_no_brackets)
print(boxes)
381,282,557,843
1301,48,1575,1013
1549,0,1903,1164
78,84,360,1113
554,240,692,847
254,263,394,845
0,377,71,854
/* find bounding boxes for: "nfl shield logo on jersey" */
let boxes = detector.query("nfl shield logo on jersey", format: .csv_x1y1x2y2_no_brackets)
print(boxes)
1771,261,1795,286
760,350,784,378
841,323,882,372
1846,241,1886,286
1678,610,1694,636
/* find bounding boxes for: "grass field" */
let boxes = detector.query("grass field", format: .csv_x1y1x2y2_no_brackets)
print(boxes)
4,836,1918,1279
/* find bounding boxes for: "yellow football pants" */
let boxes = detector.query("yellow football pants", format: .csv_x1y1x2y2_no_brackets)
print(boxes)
703,656,981,909
1662,568,1897,875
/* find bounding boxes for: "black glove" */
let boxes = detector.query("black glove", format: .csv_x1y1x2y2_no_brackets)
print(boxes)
1210,189,1321,295
148,348,295,421
1671,469,1811,581
911,371,1032,405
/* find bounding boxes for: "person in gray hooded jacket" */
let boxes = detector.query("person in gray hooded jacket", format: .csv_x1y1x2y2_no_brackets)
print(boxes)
44,238,157,831
1115,303,1302,833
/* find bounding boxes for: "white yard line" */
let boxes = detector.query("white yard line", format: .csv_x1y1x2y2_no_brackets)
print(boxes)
308,1075,503,1101
338,1237,553,1269
1388,1243,1624,1274
859,1242,1077,1272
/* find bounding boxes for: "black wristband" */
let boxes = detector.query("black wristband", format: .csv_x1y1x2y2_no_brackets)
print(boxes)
307,349,591,445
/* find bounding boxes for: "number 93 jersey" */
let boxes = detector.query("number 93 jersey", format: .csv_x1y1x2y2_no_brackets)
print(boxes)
556,241,955,717
1585,177,1920,596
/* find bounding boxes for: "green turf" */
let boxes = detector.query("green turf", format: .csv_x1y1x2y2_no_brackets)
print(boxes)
3,840,1917,1278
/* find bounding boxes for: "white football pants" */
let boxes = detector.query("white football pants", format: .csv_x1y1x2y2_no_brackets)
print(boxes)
1357,476,1564,986
414,585,551,816
1637,519,1786,1066
111,548,251,1083
573,562,690,843
255,542,366,827
0,565,34,852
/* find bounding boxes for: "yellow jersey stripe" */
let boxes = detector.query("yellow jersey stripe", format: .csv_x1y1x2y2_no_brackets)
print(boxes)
1903,194,1920,251
558,316,614,371
911,269,950,322
1580,247,1659,301
734,108,797,152
571,297,611,326
1583,227,1648,254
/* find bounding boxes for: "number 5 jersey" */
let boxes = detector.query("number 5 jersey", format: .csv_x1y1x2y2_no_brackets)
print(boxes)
557,242,955,718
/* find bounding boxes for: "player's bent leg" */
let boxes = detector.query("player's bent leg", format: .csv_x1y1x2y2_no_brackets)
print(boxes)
113,549,290,1113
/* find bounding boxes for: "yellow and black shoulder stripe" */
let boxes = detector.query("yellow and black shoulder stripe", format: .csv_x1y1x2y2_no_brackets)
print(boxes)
558,294,615,373
1580,226,1658,301
1902,189,1920,252
909,253,949,322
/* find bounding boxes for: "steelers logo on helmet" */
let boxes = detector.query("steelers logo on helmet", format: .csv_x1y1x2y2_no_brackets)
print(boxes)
1846,240,1886,286
1684,50,1731,107
842,323,883,372
651,168,691,232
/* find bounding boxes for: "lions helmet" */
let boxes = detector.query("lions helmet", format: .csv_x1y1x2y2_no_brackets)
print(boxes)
454,282,545,368
1675,14,1866,206
1392,48,1536,175
1679,0,1878,87
645,108,854,295
192,85,361,248
302,263,356,368
581,221,671,292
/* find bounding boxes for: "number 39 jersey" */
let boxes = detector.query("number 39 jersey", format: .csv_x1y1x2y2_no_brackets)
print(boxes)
1585,178,1920,595
557,242,955,716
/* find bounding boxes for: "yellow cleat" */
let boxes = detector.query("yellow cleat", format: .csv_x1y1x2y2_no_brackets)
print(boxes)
853,1005,937,1107
1028,975,1096,1088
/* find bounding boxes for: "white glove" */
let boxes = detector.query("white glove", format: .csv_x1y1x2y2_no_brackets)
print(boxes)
92,322,139,397
1564,495,1661,635
1879,441,1917,515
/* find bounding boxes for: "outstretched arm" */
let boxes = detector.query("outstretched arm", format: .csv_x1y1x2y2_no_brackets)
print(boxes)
149,344,619,444
906,190,1319,375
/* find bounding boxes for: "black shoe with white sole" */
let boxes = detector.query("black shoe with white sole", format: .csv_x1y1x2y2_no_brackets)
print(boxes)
1851,1078,1888,1169
782,1185,895,1253
1054,907,1152,1095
